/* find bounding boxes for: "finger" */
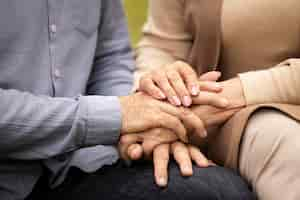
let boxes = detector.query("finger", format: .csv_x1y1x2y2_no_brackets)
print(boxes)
119,134,142,161
178,108,207,138
153,144,170,187
204,108,240,127
142,128,178,159
176,62,199,96
199,81,223,93
156,111,188,142
188,145,209,167
208,160,217,166
139,76,166,99
127,144,144,161
153,72,181,106
199,71,221,82
166,70,192,107
192,91,229,108
172,142,193,176
158,103,207,139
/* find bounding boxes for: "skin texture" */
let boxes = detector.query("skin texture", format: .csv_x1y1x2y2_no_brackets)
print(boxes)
139,61,226,107
119,63,246,187
119,92,206,142
119,69,231,141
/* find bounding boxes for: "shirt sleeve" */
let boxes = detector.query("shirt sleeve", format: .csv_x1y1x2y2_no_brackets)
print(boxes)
0,88,122,160
134,0,193,90
238,59,300,105
87,0,134,96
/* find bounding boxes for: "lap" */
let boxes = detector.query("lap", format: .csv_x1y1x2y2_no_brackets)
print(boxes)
239,109,300,199
240,108,300,167
29,161,255,200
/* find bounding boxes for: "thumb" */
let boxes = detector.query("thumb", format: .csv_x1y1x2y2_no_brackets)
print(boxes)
119,134,142,161
199,71,221,82
127,144,144,160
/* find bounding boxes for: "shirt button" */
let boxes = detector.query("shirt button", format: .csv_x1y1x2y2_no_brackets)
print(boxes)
54,69,62,78
50,24,57,33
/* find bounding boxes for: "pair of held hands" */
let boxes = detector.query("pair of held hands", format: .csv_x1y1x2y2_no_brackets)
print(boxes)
118,61,246,187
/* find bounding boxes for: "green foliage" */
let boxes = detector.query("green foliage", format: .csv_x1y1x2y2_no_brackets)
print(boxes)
123,0,148,46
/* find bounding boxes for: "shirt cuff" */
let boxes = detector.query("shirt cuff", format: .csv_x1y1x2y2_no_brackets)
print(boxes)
81,96,121,146
238,70,279,105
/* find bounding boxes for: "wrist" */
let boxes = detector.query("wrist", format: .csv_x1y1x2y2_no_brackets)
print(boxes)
220,78,246,109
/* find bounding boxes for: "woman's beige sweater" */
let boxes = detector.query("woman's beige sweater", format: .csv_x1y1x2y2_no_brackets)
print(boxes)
135,0,300,107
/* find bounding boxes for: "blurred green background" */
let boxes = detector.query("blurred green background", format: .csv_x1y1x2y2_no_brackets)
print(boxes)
124,0,148,46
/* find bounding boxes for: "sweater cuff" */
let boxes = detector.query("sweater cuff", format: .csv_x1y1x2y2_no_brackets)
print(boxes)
81,96,121,146
238,70,279,105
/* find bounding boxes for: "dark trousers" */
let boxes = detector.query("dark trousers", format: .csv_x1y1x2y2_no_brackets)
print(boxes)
27,161,256,200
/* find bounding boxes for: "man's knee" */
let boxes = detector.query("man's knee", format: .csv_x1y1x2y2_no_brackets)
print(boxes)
47,161,254,200
124,163,254,200
168,165,255,200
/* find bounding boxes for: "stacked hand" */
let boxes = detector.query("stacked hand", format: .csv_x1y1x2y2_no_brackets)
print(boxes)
118,61,246,187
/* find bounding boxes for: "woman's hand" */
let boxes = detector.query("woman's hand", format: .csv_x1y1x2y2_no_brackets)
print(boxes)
138,61,227,107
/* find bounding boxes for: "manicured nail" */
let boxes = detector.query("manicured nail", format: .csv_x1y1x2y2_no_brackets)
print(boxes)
183,167,193,175
215,83,222,90
172,96,181,106
157,177,167,187
183,96,192,107
200,160,209,167
202,130,208,138
158,91,166,99
191,86,199,96
220,98,229,107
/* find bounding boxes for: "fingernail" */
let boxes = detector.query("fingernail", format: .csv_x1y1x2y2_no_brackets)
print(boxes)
158,91,166,99
215,83,222,90
201,160,209,167
183,167,193,176
191,86,199,96
183,96,192,107
220,98,229,107
157,177,167,186
202,130,208,138
172,96,181,106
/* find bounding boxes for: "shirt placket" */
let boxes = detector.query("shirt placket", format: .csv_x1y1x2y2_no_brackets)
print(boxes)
47,0,62,97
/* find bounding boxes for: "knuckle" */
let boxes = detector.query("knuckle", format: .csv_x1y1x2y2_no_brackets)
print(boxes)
179,107,193,117
141,73,152,81
156,149,169,161
166,70,178,79
172,118,182,127
160,155,169,162
171,142,181,150
174,61,186,67
152,114,162,123
119,135,132,145
152,128,163,135
164,87,175,95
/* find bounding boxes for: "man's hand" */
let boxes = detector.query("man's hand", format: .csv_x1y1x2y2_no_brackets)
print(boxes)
119,92,208,141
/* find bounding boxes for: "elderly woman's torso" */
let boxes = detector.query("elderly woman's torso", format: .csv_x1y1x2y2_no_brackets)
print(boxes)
220,0,300,78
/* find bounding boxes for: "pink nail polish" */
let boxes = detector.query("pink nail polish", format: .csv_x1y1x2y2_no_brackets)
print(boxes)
215,83,222,90
158,91,166,99
191,86,199,96
172,96,181,106
220,99,229,107
202,130,208,138
183,96,192,107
